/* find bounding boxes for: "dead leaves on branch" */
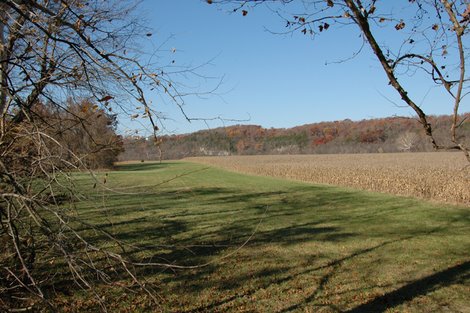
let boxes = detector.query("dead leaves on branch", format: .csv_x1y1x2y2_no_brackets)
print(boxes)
98,95,114,102
461,4,470,23
395,20,406,30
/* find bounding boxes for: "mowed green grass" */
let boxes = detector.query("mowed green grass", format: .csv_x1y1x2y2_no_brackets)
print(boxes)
64,161,469,312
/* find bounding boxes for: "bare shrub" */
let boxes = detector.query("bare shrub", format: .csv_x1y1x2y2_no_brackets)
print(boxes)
0,0,211,310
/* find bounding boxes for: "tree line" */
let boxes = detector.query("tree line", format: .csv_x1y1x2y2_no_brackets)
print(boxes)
120,113,470,161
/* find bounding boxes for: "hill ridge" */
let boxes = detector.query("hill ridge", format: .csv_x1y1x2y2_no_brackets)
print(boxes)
120,113,470,160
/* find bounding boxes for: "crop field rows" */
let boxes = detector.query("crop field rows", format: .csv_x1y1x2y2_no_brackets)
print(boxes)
187,152,470,205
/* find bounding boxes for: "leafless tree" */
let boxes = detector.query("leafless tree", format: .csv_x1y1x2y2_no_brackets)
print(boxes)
0,0,211,311
396,131,419,152
211,0,470,163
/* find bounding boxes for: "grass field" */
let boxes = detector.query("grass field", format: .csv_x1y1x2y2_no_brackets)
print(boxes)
187,153,470,205
58,161,469,312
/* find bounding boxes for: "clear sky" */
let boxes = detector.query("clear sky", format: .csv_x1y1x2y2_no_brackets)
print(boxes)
119,0,469,135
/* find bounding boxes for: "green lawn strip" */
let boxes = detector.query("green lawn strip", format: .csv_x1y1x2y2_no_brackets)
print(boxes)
56,161,469,312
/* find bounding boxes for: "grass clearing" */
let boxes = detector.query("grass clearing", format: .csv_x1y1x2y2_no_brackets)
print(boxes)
58,161,469,312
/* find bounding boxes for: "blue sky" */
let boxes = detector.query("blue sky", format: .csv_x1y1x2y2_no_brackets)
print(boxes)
119,1,469,135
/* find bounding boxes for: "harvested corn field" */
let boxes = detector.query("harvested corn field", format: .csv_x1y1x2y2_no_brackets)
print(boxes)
187,152,470,205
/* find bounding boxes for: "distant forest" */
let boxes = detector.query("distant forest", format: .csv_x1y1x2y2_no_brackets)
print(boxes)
119,114,470,161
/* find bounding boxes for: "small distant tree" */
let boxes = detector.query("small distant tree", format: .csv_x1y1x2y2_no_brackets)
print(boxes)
397,131,419,152
212,0,470,163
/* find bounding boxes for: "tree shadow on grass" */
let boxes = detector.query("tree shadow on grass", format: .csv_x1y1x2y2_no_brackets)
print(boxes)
178,229,468,313
116,161,180,172
54,183,470,311
345,261,470,313
179,237,408,313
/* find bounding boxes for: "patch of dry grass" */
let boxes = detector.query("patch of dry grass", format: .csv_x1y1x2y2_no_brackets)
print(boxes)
187,152,470,205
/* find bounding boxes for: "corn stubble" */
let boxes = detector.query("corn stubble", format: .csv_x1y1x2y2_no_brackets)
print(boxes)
187,152,469,205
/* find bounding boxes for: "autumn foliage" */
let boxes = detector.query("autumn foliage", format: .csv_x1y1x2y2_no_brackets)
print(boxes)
34,99,123,169
120,114,470,160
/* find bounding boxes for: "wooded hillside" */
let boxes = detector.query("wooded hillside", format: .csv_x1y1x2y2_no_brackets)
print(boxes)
119,114,470,161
